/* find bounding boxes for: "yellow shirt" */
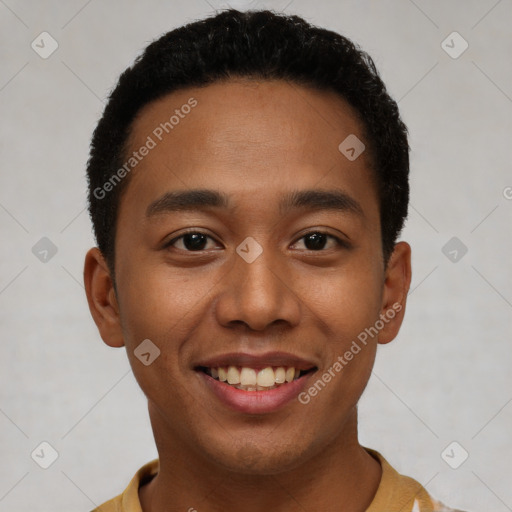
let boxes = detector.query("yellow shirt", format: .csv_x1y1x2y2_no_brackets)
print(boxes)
91,450,466,512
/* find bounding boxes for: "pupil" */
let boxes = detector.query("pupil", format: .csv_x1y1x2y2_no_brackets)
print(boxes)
184,233,207,250
305,233,327,250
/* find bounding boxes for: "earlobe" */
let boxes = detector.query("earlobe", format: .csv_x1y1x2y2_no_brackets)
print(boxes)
83,248,125,348
378,241,412,345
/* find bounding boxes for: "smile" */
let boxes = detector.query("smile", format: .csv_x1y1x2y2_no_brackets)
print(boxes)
198,365,314,391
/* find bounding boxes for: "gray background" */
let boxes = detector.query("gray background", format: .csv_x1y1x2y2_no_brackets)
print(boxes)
1,0,511,511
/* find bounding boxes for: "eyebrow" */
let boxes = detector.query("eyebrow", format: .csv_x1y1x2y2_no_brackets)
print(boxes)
146,188,364,218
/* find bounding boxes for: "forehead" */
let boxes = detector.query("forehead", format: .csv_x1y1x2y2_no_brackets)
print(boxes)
119,79,377,223
128,78,368,167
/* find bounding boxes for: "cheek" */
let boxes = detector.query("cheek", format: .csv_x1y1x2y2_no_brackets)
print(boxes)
297,259,383,339
297,257,382,396
117,263,206,339
297,271,380,433
114,267,210,412
114,262,215,398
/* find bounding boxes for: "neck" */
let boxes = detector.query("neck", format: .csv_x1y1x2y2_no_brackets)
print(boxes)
140,404,381,512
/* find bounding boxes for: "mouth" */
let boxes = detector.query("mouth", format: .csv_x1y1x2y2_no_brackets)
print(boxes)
196,365,316,391
193,352,318,414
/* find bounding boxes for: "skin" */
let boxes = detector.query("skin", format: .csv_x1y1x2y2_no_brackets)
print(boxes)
84,79,411,512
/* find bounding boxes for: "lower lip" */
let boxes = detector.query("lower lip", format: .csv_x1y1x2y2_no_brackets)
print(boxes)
198,371,314,414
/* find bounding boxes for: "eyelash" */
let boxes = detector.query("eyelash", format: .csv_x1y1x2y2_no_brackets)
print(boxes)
164,229,350,252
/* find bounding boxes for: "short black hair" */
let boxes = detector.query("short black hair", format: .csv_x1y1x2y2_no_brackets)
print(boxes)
86,8,409,274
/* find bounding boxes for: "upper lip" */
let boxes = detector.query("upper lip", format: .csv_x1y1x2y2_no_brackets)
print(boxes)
194,351,318,371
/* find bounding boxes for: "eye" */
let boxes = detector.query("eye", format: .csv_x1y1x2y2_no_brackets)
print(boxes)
165,231,219,251
164,230,348,253
292,231,347,251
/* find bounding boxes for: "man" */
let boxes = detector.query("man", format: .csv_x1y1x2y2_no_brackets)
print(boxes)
84,8,466,512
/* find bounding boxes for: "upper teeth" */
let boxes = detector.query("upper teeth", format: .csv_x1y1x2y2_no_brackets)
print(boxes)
209,366,300,390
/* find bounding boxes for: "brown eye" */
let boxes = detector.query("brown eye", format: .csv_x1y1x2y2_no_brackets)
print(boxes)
303,232,329,250
293,231,345,251
167,232,217,251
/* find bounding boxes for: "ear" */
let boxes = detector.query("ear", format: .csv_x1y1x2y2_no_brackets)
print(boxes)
378,241,412,345
83,247,124,348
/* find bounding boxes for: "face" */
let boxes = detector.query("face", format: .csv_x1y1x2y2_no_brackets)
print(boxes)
85,79,411,475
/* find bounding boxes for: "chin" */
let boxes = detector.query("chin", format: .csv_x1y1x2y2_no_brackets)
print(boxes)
204,437,313,476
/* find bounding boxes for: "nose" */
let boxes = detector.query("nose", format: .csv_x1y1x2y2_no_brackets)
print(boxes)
214,249,302,332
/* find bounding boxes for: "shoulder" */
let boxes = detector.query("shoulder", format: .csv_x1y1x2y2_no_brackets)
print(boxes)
90,459,159,512
90,494,122,512
365,449,468,512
